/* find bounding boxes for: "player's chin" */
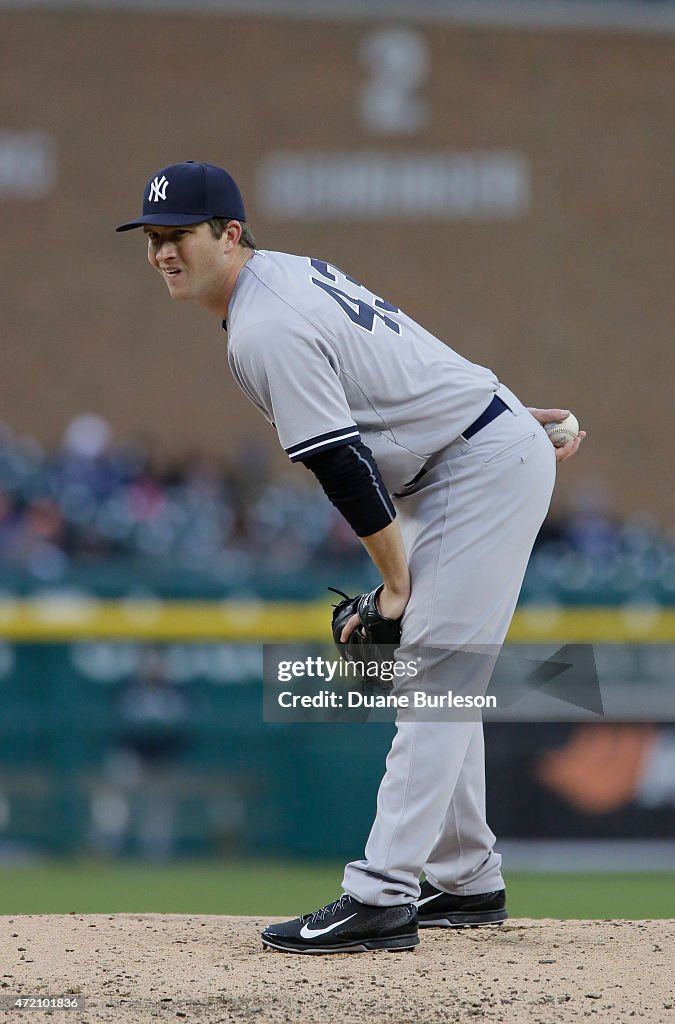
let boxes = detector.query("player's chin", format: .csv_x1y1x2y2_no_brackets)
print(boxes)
164,278,190,300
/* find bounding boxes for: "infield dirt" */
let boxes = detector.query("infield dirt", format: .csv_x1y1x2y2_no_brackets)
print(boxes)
1,915,672,1023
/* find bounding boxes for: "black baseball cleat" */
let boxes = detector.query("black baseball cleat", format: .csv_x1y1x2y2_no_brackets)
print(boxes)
415,880,508,928
261,893,419,954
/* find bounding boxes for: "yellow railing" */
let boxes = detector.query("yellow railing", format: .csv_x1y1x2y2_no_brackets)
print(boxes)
0,599,672,642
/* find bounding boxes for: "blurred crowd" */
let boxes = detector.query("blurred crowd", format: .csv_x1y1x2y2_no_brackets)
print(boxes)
0,415,672,600
0,415,359,587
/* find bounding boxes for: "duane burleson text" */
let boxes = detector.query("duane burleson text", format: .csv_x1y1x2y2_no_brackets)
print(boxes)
277,691,497,709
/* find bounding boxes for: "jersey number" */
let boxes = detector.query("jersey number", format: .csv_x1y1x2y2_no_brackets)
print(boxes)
309,259,401,335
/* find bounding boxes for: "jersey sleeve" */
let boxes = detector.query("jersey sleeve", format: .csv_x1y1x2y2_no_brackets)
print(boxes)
229,320,360,461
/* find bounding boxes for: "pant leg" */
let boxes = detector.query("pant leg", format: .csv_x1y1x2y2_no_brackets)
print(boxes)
342,406,555,905
423,722,505,896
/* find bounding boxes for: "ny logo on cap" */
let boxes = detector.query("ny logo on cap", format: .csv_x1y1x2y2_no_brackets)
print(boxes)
148,175,169,202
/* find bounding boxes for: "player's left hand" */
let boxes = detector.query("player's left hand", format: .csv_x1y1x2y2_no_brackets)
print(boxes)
339,612,361,643
338,584,408,642
527,407,587,464
329,586,404,690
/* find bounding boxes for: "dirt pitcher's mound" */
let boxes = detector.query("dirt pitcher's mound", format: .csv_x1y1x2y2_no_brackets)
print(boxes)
1,915,673,1023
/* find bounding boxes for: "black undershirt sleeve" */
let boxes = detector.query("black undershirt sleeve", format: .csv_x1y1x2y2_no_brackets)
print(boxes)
300,440,396,538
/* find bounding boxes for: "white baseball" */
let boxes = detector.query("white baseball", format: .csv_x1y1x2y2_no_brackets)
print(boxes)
544,413,579,447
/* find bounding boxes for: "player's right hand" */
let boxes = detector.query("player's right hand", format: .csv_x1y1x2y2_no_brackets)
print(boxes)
527,407,586,464
553,432,585,463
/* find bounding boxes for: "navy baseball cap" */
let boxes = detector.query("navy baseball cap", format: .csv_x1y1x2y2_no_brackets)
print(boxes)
116,161,246,231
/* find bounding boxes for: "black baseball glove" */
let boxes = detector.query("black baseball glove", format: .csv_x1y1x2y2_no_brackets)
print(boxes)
329,585,402,688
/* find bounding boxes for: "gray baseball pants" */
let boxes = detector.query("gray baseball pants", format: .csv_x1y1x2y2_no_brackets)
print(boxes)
342,385,556,905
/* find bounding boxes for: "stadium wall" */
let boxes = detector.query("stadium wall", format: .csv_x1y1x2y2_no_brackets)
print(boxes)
0,8,673,520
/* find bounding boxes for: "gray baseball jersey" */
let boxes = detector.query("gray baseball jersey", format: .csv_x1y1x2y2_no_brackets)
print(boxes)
226,250,499,492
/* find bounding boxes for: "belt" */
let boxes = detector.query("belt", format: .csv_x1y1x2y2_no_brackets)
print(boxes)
461,394,508,439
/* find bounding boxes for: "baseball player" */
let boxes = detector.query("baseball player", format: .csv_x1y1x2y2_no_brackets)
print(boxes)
118,161,585,954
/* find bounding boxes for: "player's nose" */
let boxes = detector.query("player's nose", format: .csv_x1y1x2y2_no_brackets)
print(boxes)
156,239,177,261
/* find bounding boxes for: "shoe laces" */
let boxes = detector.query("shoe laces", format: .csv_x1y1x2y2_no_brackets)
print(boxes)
302,894,352,925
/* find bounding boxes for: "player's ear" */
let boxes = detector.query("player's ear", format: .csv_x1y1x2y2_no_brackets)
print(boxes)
223,220,243,249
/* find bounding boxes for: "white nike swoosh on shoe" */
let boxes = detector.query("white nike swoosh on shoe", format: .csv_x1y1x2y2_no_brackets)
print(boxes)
416,892,444,907
299,913,358,939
